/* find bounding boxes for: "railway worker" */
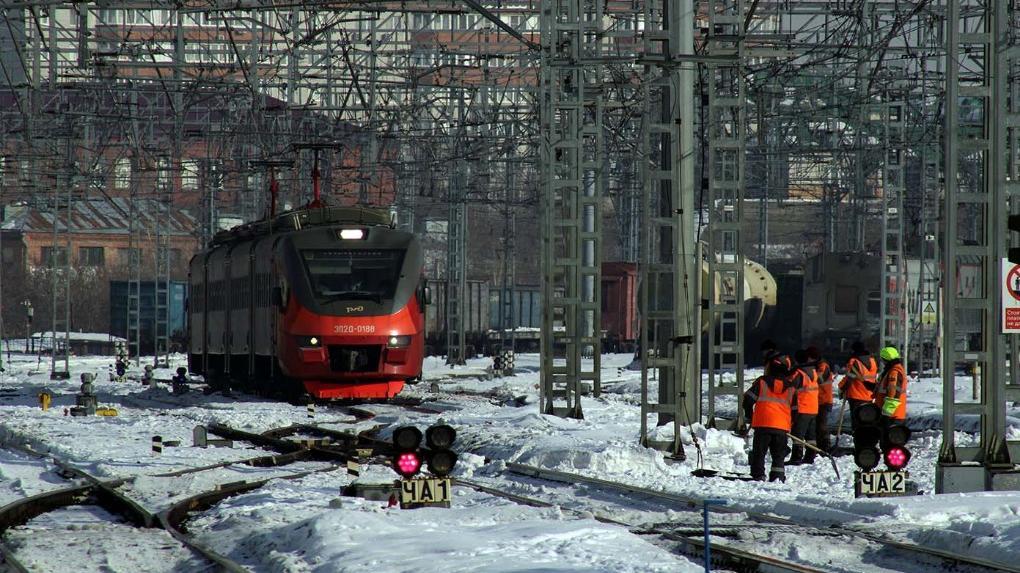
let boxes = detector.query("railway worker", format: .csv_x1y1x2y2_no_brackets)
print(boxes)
874,346,908,422
788,350,819,465
743,355,797,482
837,341,878,433
806,346,836,452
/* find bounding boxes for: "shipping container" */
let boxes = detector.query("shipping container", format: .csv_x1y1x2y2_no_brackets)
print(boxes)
110,280,188,354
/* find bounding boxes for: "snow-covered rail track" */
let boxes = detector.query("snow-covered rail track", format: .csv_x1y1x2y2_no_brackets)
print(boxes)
504,463,1020,573
0,444,246,572
454,476,825,573
0,435,348,573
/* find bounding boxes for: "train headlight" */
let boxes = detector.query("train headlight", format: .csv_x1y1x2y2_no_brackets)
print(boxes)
296,336,321,348
387,335,412,348
338,228,366,240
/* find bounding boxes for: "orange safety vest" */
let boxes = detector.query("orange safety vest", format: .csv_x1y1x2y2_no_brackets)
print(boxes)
750,376,795,432
839,355,878,401
792,366,819,415
817,360,835,406
874,362,908,420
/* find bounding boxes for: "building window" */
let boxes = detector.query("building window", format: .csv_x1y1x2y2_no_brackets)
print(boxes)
79,246,105,267
118,247,141,267
2,246,17,264
41,246,68,266
114,158,131,190
866,291,881,316
833,285,859,314
181,160,200,190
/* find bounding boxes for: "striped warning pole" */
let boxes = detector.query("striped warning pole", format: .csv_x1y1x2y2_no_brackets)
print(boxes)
152,436,163,455
307,403,315,419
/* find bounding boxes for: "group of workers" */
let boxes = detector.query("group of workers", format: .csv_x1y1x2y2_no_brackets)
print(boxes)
741,340,908,482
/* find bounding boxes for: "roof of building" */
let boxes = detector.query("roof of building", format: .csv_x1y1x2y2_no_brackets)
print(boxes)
2,197,197,236
31,331,127,342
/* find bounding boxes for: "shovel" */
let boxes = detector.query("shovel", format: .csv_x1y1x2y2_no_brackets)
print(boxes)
832,399,849,452
786,432,841,480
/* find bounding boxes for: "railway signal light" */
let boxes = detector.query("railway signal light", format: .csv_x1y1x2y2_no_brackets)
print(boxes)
425,424,458,477
392,425,423,478
882,422,912,471
390,424,459,479
851,403,882,471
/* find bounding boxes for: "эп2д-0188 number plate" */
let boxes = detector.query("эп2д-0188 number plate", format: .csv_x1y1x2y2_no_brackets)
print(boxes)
399,477,452,509
855,470,908,497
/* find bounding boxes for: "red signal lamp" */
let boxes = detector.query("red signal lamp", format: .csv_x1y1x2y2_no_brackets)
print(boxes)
883,446,911,471
395,452,423,478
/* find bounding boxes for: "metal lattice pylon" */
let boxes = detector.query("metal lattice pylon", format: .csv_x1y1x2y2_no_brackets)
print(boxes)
539,0,604,419
637,0,698,456
879,97,906,358
445,155,468,366
705,0,747,430
153,176,171,368
49,132,72,380
937,0,1020,492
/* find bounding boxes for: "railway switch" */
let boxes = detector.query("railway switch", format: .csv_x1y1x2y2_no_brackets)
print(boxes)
70,373,98,416
172,367,190,395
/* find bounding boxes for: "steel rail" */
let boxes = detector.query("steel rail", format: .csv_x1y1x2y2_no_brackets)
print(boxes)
454,477,825,573
505,462,1020,573
0,438,286,571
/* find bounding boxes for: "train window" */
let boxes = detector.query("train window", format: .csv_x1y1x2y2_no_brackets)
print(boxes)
301,249,405,302
833,285,859,314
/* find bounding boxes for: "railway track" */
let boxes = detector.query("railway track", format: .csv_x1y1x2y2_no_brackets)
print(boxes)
454,476,826,572
4,379,1014,573
500,463,1019,573
0,432,351,572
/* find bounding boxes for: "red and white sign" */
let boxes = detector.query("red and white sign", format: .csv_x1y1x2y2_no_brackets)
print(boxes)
1003,259,1020,333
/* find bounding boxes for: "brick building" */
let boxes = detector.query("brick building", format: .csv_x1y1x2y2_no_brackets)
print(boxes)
0,198,198,338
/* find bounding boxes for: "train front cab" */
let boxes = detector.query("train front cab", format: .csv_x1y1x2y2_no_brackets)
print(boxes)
273,226,425,399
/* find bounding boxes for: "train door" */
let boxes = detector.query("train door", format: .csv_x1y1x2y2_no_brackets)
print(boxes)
205,246,229,376
188,253,208,375
229,242,252,380
252,235,279,378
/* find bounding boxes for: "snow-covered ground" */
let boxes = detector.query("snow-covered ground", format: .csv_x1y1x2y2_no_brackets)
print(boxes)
0,352,1017,572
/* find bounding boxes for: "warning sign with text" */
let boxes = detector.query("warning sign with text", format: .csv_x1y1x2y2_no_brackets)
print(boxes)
1003,259,1020,333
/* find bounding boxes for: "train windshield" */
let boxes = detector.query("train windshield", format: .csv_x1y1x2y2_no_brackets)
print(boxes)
301,249,405,302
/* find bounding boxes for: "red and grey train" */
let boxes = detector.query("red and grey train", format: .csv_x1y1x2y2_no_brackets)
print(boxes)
188,206,427,399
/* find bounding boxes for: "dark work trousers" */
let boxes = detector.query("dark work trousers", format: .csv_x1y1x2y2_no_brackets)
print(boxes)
789,413,817,463
816,404,833,452
750,428,789,482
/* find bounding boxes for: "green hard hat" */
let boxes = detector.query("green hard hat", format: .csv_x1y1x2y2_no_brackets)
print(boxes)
880,346,900,361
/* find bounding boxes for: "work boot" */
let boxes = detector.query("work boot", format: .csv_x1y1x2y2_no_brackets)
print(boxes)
804,453,817,465
768,472,785,483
